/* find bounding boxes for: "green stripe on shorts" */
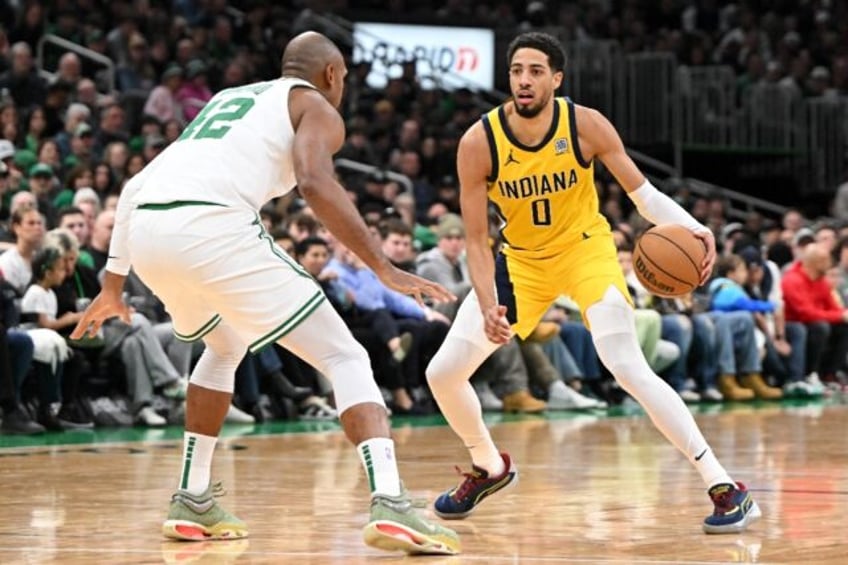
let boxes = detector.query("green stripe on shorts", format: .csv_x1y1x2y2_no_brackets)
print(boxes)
248,291,326,353
137,200,227,211
174,314,222,342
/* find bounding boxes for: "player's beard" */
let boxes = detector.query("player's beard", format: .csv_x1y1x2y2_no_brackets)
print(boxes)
514,94,548,118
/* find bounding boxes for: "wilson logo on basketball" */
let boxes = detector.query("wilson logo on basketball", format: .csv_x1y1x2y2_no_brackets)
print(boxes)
635,255,675,295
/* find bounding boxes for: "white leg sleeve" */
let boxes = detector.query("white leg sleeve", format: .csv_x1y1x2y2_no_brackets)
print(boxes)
426,291,504,472
190,322,246,393
587,287,731,486
279,300,385,415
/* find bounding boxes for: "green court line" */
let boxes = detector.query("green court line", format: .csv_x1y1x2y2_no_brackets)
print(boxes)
0,397,828,450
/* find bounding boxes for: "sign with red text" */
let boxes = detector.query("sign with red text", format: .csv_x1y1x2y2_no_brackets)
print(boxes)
353,22,494,90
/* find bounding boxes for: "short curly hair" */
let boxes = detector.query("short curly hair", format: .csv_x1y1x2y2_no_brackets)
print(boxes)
507,32,567,72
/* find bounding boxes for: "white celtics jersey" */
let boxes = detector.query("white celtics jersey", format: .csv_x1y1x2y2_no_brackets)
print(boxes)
132,77,315,210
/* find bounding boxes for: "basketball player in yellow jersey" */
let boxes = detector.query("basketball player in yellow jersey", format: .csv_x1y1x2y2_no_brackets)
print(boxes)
426,32,761,534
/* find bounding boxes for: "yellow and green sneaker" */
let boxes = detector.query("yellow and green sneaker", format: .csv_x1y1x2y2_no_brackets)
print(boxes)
363,491,460,555
162,482,248,541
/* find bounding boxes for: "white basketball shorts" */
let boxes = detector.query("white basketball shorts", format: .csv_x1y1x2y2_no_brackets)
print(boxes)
128,202,325,353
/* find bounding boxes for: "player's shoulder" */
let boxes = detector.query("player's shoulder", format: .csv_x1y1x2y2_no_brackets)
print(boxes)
288,86,341,131
570,101,605,125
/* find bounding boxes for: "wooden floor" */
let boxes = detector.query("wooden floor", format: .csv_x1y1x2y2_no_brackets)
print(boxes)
1,400,847,564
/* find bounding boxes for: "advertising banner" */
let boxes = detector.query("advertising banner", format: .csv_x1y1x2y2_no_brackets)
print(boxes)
353,22,494,90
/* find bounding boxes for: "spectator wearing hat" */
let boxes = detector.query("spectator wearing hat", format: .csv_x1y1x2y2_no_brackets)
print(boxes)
789,227,816,263
416,214,470,299
176,59,212,122
807,65,836,98
64,122,95,170
0,152,15,223
720,221,747,255
26,162,58,227
0,139,15,167
54,103,91,160
143,64,184,124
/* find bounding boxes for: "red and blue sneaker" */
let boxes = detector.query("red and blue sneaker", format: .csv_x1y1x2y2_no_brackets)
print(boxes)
703,482,762,534
433,453,518,520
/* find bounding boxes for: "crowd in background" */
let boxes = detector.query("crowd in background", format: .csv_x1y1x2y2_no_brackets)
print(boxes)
1,1,848,435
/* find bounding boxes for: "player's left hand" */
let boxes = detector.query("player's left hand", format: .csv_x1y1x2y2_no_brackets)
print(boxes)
692,229,716,285
69,291,132,340
378,266,456,306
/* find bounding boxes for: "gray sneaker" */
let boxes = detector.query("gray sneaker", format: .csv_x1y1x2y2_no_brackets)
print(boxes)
162,482,248,541
363,491,460,555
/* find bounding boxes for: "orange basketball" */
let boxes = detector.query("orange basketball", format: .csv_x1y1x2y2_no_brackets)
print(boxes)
633,224,706,297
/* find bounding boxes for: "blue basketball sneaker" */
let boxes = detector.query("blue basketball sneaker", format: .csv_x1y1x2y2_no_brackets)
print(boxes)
433,453,518,519
703,482,762,534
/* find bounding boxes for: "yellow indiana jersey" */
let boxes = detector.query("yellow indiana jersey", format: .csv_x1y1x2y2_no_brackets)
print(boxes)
482,97,611,258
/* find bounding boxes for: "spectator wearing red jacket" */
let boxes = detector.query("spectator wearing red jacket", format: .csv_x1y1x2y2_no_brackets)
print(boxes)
782,244,848,379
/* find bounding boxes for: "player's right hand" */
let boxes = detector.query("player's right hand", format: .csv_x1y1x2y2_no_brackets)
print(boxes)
483,304,512,344
378,266,456,306
69,291,131,340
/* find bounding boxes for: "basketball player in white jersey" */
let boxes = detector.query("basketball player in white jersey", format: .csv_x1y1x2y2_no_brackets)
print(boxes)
71,32,460,555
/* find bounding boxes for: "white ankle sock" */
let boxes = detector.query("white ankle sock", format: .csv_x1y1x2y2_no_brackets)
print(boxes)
179,432,217,495
357,438,401,497
470,444,505,476
694,448,735,489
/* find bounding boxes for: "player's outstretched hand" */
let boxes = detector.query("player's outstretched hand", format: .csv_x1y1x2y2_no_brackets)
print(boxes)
69,291,132,340
377,266,456,306
484,304,512,344
693,229,717,285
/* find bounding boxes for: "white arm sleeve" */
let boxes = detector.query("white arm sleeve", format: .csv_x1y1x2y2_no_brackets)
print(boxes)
105,172,146,276
627,180,709,234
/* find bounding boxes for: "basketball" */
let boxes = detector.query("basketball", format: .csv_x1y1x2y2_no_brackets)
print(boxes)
633,224,706,297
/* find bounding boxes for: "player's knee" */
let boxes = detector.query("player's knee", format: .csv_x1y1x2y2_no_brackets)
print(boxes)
586,286,634,339
320,340,370,380
425,352,453,389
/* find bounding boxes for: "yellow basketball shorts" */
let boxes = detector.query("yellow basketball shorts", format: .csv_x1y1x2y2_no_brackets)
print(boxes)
496,233,632,338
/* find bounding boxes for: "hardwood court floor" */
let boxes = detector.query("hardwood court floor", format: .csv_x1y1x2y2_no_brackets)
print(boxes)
1,399,847,564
